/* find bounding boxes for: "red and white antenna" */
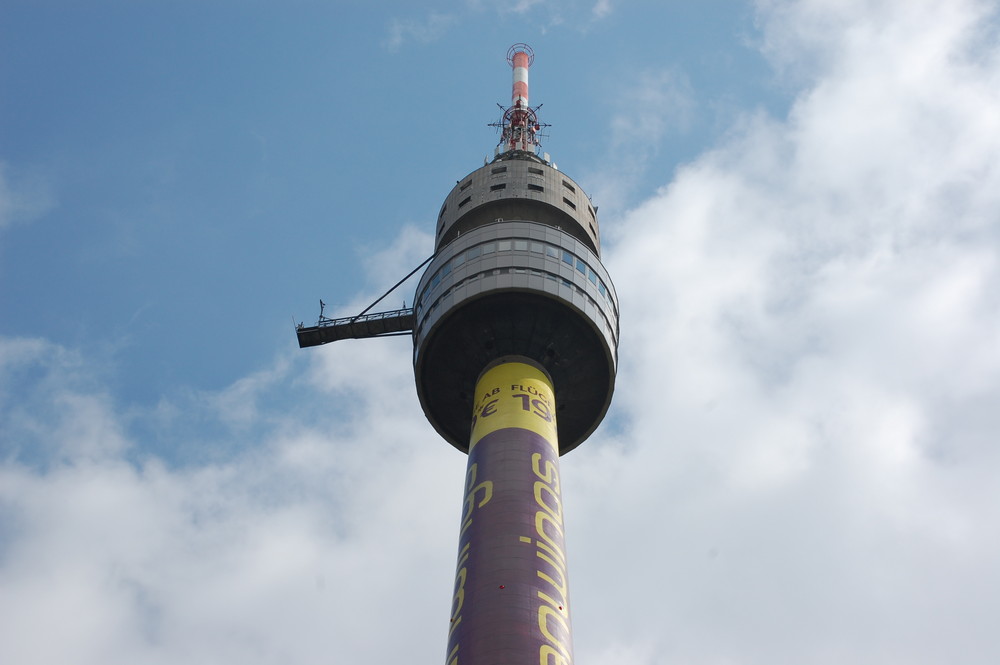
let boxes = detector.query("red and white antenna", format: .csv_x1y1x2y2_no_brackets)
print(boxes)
510,43,532,110
495,43,546,154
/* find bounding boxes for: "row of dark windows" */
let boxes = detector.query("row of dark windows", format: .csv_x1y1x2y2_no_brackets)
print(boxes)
416,265,618,344
422,237,614,306
441,168,597,233
488,165,547,178
450,183,580,217
487,166,577,195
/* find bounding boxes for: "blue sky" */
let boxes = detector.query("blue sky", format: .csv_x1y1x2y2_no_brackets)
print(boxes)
1,1,779,415
3,1,1000,663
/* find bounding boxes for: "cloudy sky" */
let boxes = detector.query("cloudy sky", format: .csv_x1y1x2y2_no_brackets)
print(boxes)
2,1,999,663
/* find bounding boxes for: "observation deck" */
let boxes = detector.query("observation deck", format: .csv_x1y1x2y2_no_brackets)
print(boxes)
413,151,619,454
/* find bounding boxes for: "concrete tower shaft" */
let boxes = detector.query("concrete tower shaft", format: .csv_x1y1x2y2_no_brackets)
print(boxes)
445,360,573,664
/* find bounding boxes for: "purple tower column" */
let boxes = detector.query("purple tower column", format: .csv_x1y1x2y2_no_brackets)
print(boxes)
446,358,573,665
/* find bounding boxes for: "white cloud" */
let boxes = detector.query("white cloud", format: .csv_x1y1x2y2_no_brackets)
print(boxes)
0,338,129,463
355,224,435,308
566,0,1000,662
0,336,463,665
506,0,545,14
610,70,695,150
0,229,463,664
591,68,695,211
592,0,614,21
384,12,457,52
4,1,1000,664
0,162,54,232
464,0,613,30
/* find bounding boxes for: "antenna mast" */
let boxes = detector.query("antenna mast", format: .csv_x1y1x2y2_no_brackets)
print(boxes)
497,43,545,154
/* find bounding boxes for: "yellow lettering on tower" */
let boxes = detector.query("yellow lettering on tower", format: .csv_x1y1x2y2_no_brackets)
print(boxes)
538,605,571,656
540,645,570,665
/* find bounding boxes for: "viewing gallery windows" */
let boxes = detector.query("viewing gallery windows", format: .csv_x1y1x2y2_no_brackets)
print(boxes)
417,261,618,343
420,235,617,318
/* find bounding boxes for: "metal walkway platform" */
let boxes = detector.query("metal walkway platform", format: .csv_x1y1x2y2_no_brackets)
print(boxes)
296,308,415,348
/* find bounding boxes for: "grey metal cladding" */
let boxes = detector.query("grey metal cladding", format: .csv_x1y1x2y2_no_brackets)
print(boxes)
436,158,600,254
414,222,619,355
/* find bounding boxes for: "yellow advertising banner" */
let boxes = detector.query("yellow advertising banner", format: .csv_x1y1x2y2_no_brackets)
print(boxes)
469,361,558,452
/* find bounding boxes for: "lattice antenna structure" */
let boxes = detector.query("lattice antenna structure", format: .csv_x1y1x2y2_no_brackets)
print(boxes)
489,43,550,155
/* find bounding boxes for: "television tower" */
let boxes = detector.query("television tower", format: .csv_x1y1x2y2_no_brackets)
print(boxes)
297,43,619,665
